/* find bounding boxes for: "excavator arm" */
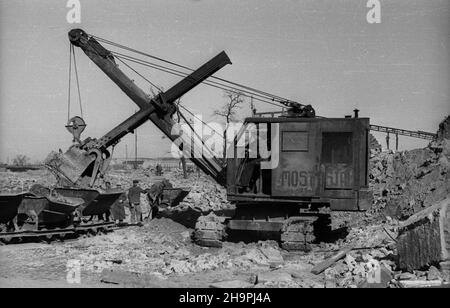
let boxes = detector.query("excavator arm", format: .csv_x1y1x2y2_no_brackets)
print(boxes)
45,29,231,187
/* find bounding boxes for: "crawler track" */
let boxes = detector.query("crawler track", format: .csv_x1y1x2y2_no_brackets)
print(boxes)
280,217,317,251
280,214,332,251
193,214,227,248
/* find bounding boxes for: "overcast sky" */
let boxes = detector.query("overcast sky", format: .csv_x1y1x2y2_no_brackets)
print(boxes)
0,0,449,162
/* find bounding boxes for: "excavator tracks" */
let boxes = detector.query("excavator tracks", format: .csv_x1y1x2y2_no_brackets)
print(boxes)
280,217,317,251
193,213,227,248
280,214,332,251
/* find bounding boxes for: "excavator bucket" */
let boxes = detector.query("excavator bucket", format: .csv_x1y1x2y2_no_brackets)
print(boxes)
44,146,96,186
161,188,191,208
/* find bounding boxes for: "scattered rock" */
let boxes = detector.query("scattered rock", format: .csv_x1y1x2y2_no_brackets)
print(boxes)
257,271,293,284
396,272,417,281
210,280,255,288
439,261,450,282
427,266,442,281
258,245,284,268
358,265,392,288
100,269,162,287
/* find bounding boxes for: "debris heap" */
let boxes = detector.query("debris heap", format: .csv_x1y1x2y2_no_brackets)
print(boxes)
369,138,450,219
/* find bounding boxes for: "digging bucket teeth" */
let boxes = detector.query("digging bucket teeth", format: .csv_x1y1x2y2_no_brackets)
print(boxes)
44,146,96,185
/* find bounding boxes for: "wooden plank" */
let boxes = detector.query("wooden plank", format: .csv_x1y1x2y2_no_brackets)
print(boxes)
311,247,353,275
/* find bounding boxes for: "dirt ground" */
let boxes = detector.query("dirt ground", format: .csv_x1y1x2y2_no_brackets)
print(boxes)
0,166,435,288
1,121,449,288
0,219,330,288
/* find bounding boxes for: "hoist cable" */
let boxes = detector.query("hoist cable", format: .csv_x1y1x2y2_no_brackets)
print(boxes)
72,46,84,118
116,55,227,137
91,34,297,106
113,51,282,106
177,103,224,137
117,55,224,140
176,107,224,160
115,54,280,108
114,53,282,108
115,56,163,92
97,35,290,103
67,43,73,122
120,57,225,140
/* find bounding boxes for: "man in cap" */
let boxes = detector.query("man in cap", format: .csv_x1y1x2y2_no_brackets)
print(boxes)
128,179,145,224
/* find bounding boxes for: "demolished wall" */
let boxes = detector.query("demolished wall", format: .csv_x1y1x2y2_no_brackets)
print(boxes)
369,117,450,220
437,116,450,141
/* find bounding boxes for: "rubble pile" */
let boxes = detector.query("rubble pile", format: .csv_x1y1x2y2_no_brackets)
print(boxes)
148,171,233,228
324,251,394,288
369,138,450,219
62,218,289,279
315,220,397,288
369,133,382,153
437,115,450,140
0,169,56,193
105,169,231,211
1,117,449,288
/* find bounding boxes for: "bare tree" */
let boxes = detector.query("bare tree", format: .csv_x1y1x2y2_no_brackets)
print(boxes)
12,155,29,166
213,90,245,158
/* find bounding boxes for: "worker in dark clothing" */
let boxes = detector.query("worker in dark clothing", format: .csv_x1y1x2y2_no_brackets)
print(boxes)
155,164,163,176
128,180,145,224
146,179,173,220
103,181,112,221
96,181,112,222
146,181,164,220
110,184,126,225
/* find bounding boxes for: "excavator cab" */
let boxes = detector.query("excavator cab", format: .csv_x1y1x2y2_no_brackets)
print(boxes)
197,109,373,250
227,110,371,211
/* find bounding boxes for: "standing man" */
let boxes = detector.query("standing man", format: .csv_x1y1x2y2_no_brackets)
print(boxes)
110,184,126,225
96,181,112,222
155,164,163,176
103,181,112,222
128,179,145,224
146,181,165,220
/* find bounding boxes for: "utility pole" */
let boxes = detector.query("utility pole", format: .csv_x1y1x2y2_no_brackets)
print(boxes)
134,128,138,169
386,132,390,150
395,133,399,151
250,96,256,116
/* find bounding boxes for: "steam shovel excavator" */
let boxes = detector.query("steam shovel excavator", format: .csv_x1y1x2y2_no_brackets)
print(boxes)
41,29,371,251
